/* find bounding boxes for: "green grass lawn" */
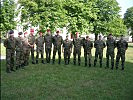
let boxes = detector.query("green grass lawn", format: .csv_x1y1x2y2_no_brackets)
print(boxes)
1,43,133,100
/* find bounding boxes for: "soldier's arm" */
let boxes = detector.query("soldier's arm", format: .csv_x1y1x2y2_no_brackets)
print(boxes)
4,39,8,48
103,41,106,48
94,41,96,48
91,42,93,49
125,41,128,50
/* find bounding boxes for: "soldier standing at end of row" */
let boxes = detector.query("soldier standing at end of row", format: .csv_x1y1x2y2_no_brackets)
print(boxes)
116,35,128,70
28,29,35,64
73,32,83,66
44,29,53,63
94,35,106,67
106,33,116,69
15,32,24,70
52,30,63,64
35,32,45,64
62,35,72,65
83,36,93,67
4,30,16,73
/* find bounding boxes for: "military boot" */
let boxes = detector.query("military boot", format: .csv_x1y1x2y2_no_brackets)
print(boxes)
42,60,45,64
36,60,38,64
6,68,11,73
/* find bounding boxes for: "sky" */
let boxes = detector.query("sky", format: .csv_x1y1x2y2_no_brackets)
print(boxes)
116,0,133,18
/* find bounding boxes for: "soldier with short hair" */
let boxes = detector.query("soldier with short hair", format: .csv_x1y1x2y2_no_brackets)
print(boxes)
115,35,128,70
52,30,63,64
15,32,24,70
28,30,35,64
83,36,93,67
4,30,16,73
44,29,53,63
35,32,45,64
106,33,116,69
62,35,72,65
94,35,106,67
73,32,83,66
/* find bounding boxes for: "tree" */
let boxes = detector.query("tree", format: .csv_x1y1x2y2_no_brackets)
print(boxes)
124,6,133,42
0,0,17,37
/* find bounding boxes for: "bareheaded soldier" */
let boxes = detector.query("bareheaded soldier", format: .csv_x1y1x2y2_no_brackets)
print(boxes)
44,29,53,63
83,36,93,67
35,32,45,64
15,32,24,70
52,30,63,64
115,35,128,70
106,33,116,69
94,35,106,67
4,30,16,73
62,35,72,65
22,32,31,66
73,32,82,66
28,29,35,64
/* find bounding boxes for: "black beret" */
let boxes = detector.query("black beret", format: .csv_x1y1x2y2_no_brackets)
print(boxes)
18,32,23,35
9,30,14,34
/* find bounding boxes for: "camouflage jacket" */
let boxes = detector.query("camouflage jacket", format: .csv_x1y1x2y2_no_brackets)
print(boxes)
4,37,16,50
15,37,24,51
44,34,53,48
106,38,116,53
116,39,128,54
94,40,106,52
28,34,35,45
35,36,44,49
53,35,63,48
63,39,72,51
73,38,82,49
83,40,93,53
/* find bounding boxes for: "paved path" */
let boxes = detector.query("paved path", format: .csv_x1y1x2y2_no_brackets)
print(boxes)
0,56,6,60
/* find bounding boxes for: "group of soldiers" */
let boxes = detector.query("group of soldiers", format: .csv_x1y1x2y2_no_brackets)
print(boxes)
4,29,128,73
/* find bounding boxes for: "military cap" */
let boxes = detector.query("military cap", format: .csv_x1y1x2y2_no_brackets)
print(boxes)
9,30,14,34
56,30,60,33
86,36,89,38
109,33,112,36
121,35,123,37
18,32,23,35
99,35,102,37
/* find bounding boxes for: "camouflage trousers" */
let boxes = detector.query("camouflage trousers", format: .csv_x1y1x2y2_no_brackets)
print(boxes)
73,48,81,65
94,51,103,67
30,47,35,63
45,47,51,63
16,50,24,67
36,47,44,61
64,50,71,64
6,49,15,71
53,46,61,64
84,52,92,66
23,48,30,66
116,52,125,69
106,51,114,68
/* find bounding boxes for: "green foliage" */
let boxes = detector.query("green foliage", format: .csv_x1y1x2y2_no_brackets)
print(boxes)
0,0,17,37
124,6,133,37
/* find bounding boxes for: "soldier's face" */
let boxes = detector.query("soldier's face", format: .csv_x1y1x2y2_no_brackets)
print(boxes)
57,32,59,35
10,34,14,38
47,31,50,35
39,33,42,37
109,35,112,39
121,36,124,40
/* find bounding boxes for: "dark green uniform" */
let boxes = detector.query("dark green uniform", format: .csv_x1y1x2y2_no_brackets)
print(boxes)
63,39,72,65
44,34,53,63
116,39,128,70
94,40,106,67
28,34,35,64
22,37,30,66
106,38,116,69
4,35,16,73
15,36,24,69
52,35,63,64
83,39,93,67
73,38,82,65
35,36,44,63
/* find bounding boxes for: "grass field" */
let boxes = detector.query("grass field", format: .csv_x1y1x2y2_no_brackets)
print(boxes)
1,43,133,100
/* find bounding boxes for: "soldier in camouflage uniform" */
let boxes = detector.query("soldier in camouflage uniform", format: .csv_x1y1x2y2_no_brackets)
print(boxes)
83,36,93,67
15,32,24,70
115,35,128,70
22,32,31,66
4,30,16,73
44,29,53,63
52,30,63,64
73,32,82,66
62,35,72,65
35,32,45,64
106,34,116,69
28,31,35,64
94,35,106,67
